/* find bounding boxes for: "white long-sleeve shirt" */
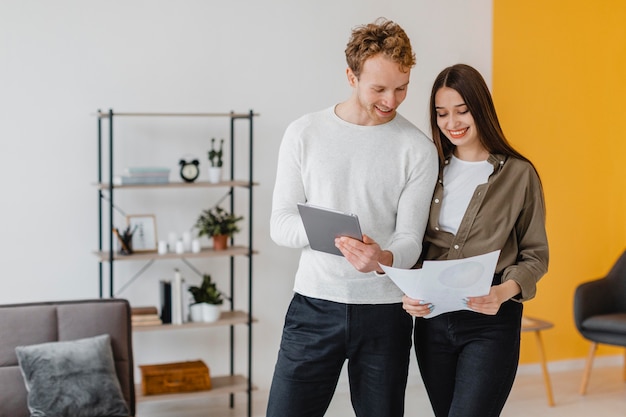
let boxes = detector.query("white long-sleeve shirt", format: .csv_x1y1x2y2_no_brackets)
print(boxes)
270,106,438,304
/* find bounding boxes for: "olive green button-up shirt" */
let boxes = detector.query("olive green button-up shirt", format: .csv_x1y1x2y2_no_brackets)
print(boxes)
421,154,549,301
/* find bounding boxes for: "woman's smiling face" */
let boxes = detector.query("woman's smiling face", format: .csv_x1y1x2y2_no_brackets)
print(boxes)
434,86,483,156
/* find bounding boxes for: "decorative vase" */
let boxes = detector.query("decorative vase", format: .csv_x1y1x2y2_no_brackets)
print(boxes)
212,234,228,250
208,167,222,184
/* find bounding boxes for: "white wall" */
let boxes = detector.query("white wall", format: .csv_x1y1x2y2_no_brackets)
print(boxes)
0,0,491,393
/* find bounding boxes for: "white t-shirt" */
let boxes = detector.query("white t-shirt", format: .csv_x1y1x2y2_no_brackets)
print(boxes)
439,155,493,235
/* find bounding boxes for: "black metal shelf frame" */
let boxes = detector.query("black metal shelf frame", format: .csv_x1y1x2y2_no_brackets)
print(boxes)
95,109,256,417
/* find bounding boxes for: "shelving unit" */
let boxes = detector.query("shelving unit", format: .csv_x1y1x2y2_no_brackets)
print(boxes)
94,109,257,416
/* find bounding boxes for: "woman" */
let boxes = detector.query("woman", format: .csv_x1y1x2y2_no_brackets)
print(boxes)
403,64,548,417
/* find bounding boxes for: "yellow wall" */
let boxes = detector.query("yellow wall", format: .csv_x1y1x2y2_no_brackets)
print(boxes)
493,1,626,364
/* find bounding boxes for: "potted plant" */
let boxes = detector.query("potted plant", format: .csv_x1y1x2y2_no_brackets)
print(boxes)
188,274,224,322
207,138,224,183
194,205,243,250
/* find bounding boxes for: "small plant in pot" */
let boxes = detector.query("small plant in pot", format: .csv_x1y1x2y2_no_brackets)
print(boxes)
208,137,224,168
188,274,224,322
207,138,224,183
195,205,243,250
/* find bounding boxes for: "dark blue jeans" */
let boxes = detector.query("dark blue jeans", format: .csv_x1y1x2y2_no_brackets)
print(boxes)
266,293,413,417
414,299,523,417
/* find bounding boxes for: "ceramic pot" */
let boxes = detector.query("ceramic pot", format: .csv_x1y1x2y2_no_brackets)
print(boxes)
189,303,221,323
213,234,228,250
189,303,204,322
201,303,221,322
208,167,222,184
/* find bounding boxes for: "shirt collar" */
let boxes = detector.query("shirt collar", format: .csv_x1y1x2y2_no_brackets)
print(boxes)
487,153,507,172
443,152,507,171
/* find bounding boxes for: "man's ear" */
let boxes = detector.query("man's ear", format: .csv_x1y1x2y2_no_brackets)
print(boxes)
346,67,357,87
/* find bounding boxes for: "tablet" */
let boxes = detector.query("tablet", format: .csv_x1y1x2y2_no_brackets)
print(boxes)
297,203,363,257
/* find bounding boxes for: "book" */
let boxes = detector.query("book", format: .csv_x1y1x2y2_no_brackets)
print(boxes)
124,167,171,176
132,306,159,315
132,314,162,322
132,319,163,327
113,175,169,185
171,270,183,325
132,305,163,326
160,281,172,324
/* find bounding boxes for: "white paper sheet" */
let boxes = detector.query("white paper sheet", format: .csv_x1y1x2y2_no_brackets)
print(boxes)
380,250,501,318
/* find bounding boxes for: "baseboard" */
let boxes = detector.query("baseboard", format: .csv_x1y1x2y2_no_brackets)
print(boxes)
516,353,624,375
307,354,625,393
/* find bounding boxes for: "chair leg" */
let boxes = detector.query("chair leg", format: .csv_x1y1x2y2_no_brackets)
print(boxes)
533,330,555,406
580,342,598,395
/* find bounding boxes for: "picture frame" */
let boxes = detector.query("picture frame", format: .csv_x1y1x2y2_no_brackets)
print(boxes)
126,214,157,252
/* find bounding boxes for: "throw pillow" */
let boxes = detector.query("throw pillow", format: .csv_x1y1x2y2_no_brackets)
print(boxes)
15,334,129,417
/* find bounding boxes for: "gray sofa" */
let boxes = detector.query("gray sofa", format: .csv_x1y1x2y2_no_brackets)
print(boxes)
0,298,135,417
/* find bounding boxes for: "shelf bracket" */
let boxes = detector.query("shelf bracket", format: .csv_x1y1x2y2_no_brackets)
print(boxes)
114,259,156,296
180,257,203,277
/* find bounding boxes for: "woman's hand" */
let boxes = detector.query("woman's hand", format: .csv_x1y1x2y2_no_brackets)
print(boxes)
402,295,434,317
466,280,521,315
335,234,392,273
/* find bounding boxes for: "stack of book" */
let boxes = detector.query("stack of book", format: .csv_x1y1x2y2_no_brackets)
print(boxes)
131,306,163,327
113,167,170,185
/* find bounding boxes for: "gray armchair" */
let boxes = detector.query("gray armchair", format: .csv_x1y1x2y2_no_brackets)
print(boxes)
573,250,626,394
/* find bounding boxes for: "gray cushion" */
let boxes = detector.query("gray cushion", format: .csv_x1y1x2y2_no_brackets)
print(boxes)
582,313,626,333
15,334,129,417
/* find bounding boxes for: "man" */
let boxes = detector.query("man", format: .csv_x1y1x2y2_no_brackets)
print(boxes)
267,18,438,417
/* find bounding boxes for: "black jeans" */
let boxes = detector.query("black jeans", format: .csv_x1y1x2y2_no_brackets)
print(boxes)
414,299,523,417
266,293,413,417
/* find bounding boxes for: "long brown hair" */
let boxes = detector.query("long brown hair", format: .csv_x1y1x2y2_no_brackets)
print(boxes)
429,64,530,166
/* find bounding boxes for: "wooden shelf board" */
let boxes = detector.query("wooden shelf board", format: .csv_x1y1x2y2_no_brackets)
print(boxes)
95,180,258,190
97,111,259,119
94,246,256,262
132,310,255,332
135,374,255,402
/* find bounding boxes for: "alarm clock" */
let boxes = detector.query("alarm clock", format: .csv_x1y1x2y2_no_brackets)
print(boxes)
179,159,200,183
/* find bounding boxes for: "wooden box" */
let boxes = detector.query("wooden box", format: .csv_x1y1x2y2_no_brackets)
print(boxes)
139,360,211,395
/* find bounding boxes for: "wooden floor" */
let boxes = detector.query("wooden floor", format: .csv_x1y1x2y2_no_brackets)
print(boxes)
136,365,626,416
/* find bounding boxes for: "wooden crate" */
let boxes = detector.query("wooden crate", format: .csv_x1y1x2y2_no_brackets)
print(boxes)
139,360,211,395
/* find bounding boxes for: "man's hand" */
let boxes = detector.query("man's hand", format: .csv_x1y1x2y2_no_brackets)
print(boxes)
335,234,393,273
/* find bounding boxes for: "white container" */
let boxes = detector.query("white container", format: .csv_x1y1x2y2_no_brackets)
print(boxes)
157,240,168,255
201,303,221,322
208,167,222,184
182,231,192,252
175,240,184,254
167,232,178,253
191,238,201,253
189,303,221,323
189,303,204,322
